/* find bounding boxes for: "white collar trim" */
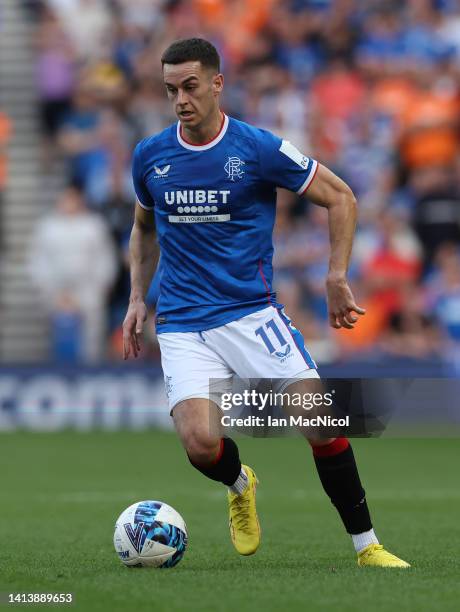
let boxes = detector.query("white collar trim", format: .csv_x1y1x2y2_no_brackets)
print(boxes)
177,114,229,151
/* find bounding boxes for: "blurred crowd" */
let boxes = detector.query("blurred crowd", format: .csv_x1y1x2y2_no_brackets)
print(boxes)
19,0,460,368
0,110,12,249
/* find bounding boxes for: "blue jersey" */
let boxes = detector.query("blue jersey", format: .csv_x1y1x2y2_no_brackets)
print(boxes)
132,114,318,333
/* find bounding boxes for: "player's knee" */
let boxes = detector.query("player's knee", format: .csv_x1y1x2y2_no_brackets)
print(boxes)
184,429,220,466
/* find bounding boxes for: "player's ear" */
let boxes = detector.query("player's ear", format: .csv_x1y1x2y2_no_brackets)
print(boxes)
212,73,224,95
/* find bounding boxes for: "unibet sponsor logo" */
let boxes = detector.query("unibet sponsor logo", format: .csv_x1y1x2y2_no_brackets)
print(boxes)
164,190,230,206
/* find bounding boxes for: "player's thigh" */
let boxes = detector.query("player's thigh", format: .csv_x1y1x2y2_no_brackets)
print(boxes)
209,305,319,385
157,331,233,412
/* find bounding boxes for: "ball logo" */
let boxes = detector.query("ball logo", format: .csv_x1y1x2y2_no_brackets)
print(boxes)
117,550,130,559
124,521,146,553
225,156,245,181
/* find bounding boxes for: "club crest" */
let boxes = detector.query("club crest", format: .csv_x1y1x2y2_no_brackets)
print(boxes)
224,157,245,181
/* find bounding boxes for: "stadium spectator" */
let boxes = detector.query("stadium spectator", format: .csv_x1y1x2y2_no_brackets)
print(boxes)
310,57,366,161
35,4,76,164
192,0,277,65
427,243,460,372
398,71,459,172
45,0,112,61
361,211,423,320
0,110,12,250
0,110,11,195
380,285,441,362
28,184,117,362
410,166,460,269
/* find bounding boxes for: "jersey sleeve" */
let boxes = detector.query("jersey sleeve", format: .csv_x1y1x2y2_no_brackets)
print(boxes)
132,140,155,210
257,129,318,194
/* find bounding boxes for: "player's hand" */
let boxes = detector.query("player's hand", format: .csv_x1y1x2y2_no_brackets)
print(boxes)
122,300,148,359
326,275,366,330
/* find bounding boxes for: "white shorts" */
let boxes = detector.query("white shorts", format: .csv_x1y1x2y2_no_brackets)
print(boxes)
157,305,319,410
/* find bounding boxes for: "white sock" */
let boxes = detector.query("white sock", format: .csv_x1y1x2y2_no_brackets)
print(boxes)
352,528,379,553
228,467,248,495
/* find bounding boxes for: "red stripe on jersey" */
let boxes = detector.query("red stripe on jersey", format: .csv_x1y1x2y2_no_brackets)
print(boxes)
299,162,319,196
180,112,226,146
258,259,272,304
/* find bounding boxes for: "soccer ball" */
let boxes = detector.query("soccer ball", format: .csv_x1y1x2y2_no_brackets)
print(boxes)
114,500,188,568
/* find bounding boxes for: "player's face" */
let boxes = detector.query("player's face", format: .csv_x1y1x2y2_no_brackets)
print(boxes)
163,61,223,128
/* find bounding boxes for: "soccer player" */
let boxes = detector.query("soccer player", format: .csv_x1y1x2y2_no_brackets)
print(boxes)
123,38,410,568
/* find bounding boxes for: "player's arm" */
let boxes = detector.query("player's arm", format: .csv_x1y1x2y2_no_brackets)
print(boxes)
122,201,158,359
304,164,365,330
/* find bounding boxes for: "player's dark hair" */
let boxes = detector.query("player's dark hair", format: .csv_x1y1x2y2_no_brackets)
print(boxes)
161,38,220,72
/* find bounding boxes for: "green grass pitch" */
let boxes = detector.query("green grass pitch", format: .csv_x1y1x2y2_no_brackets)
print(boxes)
1,432,459,611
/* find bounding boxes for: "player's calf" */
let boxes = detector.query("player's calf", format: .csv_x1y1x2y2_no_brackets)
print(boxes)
184,430,222,468
173,398,245,487
309,437,410,566
187,435,244,489
172,398,260,555
310,437,376,546
185,434,261,556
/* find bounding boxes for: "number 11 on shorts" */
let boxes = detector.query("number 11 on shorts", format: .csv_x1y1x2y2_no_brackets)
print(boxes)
255,318,287,354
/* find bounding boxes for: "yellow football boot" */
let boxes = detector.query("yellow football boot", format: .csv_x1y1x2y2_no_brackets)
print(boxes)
228,465,261,556
358,544,411,568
